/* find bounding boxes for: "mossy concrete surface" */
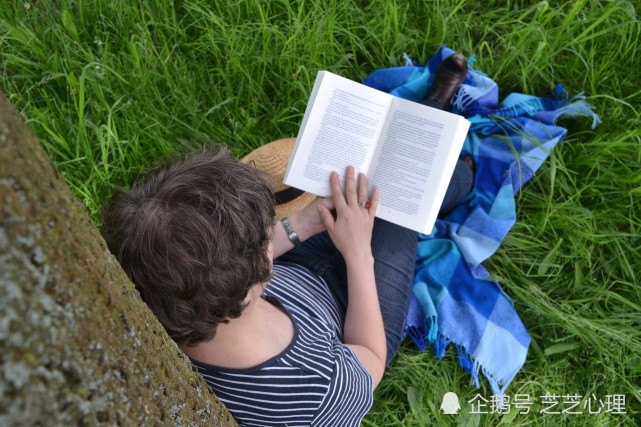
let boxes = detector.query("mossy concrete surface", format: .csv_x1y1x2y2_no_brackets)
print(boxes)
0,91,236,425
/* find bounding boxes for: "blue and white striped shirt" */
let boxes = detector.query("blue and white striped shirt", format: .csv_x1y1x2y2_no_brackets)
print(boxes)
191,263,373,426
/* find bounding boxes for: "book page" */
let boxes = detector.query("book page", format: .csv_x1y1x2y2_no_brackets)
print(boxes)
368,98,469,233
284,71,393,197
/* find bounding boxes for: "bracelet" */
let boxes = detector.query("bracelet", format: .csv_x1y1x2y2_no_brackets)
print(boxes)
281,217,301,246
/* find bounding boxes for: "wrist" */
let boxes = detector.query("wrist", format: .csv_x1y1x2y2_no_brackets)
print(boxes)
287,211,320,242
280,217,301,246
343,251,374,268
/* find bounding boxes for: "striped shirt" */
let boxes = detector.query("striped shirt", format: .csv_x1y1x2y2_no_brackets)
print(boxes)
191,262,373,426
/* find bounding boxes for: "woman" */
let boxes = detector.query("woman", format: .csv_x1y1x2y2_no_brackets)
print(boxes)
102,54,470,426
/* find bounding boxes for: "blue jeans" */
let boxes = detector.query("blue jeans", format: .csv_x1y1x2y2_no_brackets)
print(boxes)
276,160,473,365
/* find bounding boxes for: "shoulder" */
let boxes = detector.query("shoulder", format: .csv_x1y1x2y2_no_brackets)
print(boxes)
193,325,373,426
266,262,343,331
192,263,373,425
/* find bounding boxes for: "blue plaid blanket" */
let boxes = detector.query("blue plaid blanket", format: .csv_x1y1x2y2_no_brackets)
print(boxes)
364,46,599,396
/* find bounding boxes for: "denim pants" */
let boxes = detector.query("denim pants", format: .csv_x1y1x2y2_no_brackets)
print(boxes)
276,160,473,365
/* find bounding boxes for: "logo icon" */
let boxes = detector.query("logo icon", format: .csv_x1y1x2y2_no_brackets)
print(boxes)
441,392,461,414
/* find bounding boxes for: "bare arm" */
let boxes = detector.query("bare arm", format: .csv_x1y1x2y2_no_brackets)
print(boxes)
317,167,386,388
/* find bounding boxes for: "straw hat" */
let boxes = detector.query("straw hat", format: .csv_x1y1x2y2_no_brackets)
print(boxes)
242,138,317,220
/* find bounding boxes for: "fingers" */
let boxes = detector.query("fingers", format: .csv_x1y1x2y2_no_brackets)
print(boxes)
329,172,347,211
344,166,357,206
318,204,335,232
330,167,374,214
318,197,335,211
357,172,368,205
356,171,377,218
369,187,380,217
310,196,335,214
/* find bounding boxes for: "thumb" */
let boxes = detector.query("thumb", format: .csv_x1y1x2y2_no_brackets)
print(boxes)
318,205,335,232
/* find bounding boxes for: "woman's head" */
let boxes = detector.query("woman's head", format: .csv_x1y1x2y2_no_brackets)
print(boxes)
101,145,275,346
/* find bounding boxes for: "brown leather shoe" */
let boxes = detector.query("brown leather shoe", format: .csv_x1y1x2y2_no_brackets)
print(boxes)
419,53,468,111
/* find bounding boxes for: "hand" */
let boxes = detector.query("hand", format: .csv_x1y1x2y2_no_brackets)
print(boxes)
287,197,335,241
318,166,379,264
272,196,335,259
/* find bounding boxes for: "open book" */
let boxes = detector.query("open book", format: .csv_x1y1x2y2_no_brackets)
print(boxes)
284,71,470,234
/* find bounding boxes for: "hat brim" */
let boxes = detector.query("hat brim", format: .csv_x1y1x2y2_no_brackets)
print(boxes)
242,137,318,220
275,192,318,221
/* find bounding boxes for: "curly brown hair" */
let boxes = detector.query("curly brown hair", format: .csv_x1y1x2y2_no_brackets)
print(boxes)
101,145,275,346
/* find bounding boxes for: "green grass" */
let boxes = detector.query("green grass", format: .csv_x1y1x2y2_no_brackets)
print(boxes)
2,0,639,425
